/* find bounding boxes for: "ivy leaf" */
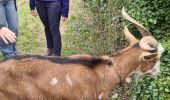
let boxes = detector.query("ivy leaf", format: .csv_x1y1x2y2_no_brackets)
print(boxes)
149,19,154,23
164,58,170,62
165,89,170,93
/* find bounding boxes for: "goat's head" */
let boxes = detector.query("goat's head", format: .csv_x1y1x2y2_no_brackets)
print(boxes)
121,7,164,77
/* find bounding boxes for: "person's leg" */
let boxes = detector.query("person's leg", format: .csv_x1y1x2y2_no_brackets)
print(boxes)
47,1,62,56
35,1,54,53
0,3,6,30
0,2,15,58
5,0,18,54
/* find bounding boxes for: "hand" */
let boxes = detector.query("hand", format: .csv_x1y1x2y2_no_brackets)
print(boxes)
31,10,38,17
61,16,68,22
0,27,16,44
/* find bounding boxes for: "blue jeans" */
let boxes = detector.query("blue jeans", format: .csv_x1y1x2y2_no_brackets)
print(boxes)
0,0,18,58
36,1,62,56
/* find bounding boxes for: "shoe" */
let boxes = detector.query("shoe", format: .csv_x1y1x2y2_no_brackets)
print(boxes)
51,53,60,56
45,49,54,56
14,51,21,55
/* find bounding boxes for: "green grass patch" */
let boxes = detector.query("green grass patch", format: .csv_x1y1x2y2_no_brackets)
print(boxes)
17,3,45,54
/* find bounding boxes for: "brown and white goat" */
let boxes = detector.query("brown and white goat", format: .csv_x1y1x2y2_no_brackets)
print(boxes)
0,8,164,100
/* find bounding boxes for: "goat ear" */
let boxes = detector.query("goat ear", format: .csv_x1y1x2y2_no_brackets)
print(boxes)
140,52,158,61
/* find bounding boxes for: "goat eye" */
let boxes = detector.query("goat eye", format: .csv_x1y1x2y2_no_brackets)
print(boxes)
149,49,157,53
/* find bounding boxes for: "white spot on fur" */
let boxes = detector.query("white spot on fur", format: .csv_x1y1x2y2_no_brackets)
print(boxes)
125,77,131,83
66,74,73,86
112,93,118,99
50,77,58,86
98,93,103,100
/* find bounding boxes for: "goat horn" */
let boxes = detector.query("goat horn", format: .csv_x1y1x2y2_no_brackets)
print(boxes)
124,26,138,45
139,36,158,51
121,7,152,36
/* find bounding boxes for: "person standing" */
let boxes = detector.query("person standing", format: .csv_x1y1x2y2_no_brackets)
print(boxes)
29,0,70,56
0,0,18,58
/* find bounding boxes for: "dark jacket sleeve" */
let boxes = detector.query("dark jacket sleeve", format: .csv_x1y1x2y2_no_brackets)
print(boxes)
29,0,36,10
61,0,69,18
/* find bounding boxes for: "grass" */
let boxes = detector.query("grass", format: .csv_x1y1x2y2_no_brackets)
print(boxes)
17,2,45,54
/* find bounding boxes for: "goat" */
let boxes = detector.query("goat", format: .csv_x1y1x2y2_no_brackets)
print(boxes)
0,8,164,100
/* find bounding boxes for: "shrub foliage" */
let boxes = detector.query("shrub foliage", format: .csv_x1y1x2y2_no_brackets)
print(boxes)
127,0,170,99
127,0,170,40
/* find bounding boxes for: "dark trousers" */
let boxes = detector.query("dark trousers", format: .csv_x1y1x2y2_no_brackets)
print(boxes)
36,1,61,56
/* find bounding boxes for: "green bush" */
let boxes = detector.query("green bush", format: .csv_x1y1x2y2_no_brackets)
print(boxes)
127,0,170,40
66,0,130,55
127,0,170,99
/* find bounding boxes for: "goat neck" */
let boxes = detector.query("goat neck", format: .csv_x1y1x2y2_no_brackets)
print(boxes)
93,48,143,92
